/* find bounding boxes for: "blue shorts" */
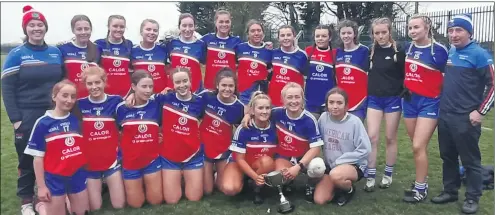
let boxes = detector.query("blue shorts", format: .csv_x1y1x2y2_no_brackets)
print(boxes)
368,95,402,113
306,104,326,115
86,163,121,179
349,109,367,120
122,158,162,180
161,150,204,170
45,168,87,196
402,93,439,119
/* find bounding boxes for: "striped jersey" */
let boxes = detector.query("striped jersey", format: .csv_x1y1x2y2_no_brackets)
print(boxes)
131,43,169,93
305,46,337,109
236,42,272,103
230,120,278,165
95,39,133,97
167,38,206,93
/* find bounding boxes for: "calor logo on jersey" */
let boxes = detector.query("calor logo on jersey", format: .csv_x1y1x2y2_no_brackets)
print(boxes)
180,58,188,65
284,135,293,143
212,119,220,128
94,121,104,130
316,64,324,72
65,137,75,147
113,60,121,67
409,63,418,72
343,67,351,75
218,52,226,59
138,124,148,133
178,117,188,125
148,64,156,72
250,62,258,69
80,63,89,71
280,68,288,75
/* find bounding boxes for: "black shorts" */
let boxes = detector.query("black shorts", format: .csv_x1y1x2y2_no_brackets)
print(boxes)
324,164,364,182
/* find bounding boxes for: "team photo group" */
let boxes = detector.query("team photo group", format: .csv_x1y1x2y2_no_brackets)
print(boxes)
1,4,493,215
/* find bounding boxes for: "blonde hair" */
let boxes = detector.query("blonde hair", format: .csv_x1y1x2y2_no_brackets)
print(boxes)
248,91,271,114
81,66,107,84
407,14,436,57
369,17,398,69
140,19,159,33
281,82,305,109
214,9,231,33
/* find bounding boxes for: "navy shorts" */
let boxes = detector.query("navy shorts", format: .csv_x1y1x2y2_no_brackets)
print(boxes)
86,163,121,179
45,168,87,196
402,92,439,119
368,95,402,113
122,158,161,180
306,104,326,115
161,149,204,170
324,164,365,181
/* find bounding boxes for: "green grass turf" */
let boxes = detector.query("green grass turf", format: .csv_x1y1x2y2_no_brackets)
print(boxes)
1,54,493,214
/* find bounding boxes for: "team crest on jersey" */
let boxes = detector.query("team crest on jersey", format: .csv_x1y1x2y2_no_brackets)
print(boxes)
65,137,75,147
344,67,351,75
409,63,418,72
113,59,121,67
138,124,148,133
178,117,188,125
218,52,226,59
284,135,293,143
114,50,120,55
180,58,188,65
250,62,258,69
94,121,104,130
148,64,156,72
316,64,324,72
80,63,89,71
280,68,288,75
212,119,220,127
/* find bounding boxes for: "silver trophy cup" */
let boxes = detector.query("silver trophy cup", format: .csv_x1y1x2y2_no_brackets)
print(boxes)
264,170,295,214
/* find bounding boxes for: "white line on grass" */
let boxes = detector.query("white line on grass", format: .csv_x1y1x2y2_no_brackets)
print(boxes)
481,127,492,131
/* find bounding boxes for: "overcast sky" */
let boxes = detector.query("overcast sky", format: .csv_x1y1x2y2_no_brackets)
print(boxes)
1,2,493,44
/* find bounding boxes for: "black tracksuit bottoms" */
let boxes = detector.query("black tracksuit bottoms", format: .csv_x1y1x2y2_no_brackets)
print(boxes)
437,111,483,202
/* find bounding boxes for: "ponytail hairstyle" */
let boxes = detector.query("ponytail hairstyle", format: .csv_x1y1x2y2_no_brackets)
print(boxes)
214,9,231,34
70,14,97,63
214,67,239,96
278,24,297,47
247,91,272,116
337,19,359,49
105,15,131,57
369,17,398,70
407,14,436,61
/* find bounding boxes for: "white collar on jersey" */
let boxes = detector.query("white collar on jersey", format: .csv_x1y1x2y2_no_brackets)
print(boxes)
45,110,70,120
216,94,238,106
88,94,108,104
250,119,271,130
139,42,156,51
285,109,305,120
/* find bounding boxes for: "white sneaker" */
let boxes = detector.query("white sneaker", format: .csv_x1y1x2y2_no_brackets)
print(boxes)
364,178,375,192
21,203,36,215
379,175,393,188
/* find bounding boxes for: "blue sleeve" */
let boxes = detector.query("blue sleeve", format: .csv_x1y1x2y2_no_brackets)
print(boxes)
24,118,47,157
477,50,494,115
229,126,246,153
115,102,125,128
200,40,207,65
435,44,449,73
305,115,324,148
1,48,23,123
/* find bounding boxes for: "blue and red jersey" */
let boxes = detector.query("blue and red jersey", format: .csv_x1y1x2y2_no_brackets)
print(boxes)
58,41,100,98
116,99,161,170
153,92,207,162
24,111,87,177
131,43,169,94
197,90,244,159
230,120,278,165
269,48,308,107
236,42,272,102
404,42,449,98
167,38,206,93
201,33,242,90
305,46,337,110
271,107,323,158
95,39,133,97
77,94,122,171
335,44,370,112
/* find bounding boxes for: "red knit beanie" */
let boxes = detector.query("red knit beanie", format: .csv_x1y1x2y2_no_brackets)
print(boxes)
22,5,48,35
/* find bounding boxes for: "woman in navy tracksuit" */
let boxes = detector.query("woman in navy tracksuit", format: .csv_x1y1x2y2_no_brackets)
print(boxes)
1,5,64,215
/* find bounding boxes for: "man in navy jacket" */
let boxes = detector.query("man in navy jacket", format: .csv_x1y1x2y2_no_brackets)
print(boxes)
431,13,494,214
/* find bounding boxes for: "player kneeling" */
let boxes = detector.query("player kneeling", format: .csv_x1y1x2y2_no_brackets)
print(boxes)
220,91,277,204
312,87,371,206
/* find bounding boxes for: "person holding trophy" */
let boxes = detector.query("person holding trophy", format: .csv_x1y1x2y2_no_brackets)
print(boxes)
220,91,277,205
313,87,371,206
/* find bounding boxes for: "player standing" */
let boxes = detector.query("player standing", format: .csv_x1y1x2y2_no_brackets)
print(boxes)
202,10,242,90
335,19,370,121
305,24,337,119
198,68,245,195
131,19,169,94
236,19,273,104
94,15,133,97
24,80,89,215
58,15,99,99
167,13,206,93
402,14,448,203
